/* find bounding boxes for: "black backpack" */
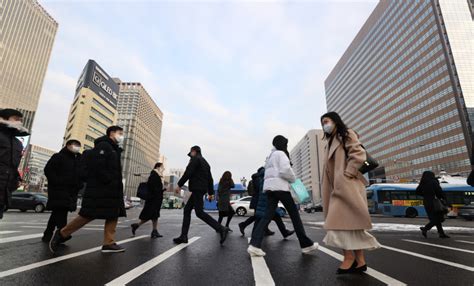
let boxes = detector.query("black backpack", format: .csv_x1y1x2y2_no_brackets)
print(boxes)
137,182,148,200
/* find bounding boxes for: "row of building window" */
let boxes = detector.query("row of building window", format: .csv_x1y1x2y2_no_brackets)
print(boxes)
326,1,428,99
91,107,113,125
329,5,435,108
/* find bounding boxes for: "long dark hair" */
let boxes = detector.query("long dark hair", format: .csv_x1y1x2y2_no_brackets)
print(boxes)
272,135,292,164
320,112,349,144
219,171,234,188
419,171,438,186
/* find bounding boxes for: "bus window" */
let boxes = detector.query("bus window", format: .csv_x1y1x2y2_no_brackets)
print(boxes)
378,191,391,204
391,191,408,200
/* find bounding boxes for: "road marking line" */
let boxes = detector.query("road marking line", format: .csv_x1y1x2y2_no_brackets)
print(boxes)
20,226,105,231
456,240,474,245
0,233,43,244
318,246,407,286
105,237,200,286
403,239,474,254
310,226,321,229
0,235,148,279
247,238,275,286
0,231,21,234
382,244,474,272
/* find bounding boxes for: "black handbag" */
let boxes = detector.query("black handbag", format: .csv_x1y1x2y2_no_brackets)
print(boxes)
343,144,379,174
359,147,379,174
433,197,449,214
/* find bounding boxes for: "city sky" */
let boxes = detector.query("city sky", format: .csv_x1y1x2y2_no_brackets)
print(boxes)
34,0,378,182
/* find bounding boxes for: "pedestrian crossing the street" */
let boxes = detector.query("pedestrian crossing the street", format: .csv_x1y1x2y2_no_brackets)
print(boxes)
0,216,473,285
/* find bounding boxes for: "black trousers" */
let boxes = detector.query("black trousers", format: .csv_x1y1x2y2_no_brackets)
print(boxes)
218,205,235,227
250,191,313,248
242,212,288,236
44,209,68,235
181,192,222,237
425,212,446,234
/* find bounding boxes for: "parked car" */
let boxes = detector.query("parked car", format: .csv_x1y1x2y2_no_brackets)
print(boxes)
304,203,323,213
458,202,474,220
6,192,48,213
230,196,286,217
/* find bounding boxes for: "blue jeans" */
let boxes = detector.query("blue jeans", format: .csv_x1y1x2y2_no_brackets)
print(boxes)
250,191,313,248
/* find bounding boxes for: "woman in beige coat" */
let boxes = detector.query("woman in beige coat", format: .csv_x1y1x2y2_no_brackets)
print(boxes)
320,112,380,274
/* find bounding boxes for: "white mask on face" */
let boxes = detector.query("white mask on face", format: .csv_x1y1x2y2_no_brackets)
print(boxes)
70,145,81,154
115,134,124,144
323,123,334,135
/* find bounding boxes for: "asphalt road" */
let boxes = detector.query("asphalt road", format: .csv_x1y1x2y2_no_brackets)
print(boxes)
1,208,473,286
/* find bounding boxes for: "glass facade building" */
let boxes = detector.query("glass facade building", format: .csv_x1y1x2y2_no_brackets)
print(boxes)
116,81,163,199
324,0,473,181
1,0,58,131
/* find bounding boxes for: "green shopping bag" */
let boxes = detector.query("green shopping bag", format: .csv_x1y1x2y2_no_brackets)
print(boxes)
290,179,310,203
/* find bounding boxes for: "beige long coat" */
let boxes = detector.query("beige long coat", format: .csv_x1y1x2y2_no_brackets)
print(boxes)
322,129,372,230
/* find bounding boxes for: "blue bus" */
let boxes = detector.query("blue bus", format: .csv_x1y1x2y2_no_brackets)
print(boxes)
204,183,247,210
367,183,474,218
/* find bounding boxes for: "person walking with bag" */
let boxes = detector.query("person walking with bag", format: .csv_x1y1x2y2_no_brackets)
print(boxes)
217,171,236,231
131,162,165,238
42,140,83,242
417,171,449,239
247,136,317,257
50,126,127,253
173,146,230,245
320,112,380,274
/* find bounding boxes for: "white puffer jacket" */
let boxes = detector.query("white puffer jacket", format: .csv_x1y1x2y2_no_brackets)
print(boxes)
263,149,296,192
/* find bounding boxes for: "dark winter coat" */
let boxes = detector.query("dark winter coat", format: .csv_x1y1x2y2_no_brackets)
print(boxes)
217,180,235,212
254,169,268,218
139,170,164,220
178,153,214,195
45,147,83,211
79,136,126,219
416,179,446,223
0,123,25,207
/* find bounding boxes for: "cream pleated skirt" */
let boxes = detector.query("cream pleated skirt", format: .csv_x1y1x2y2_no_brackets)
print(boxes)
323,230,381,250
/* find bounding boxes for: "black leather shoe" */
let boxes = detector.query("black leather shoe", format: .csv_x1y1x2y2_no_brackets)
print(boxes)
336,261,358,274
354,263,368,273
238,223,245,236
220,227,230,244
420,227,427,238
264,230,275,236
131,223,139,236
283,230,295,239
173,236,188,244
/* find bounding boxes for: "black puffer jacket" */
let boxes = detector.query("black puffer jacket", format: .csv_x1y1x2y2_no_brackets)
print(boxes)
79,136,126,219
45,147,83,211
0,122,26,207
178,152,214,195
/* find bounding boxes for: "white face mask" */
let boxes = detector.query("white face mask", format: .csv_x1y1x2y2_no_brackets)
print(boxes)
70,145,81,153
115,134,124,144
323,123,334,135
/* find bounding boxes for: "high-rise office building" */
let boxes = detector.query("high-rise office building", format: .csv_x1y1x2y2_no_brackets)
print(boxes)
290,130,325,203
116,81,163,198
23,144,55,192
63,60,119,150
325,0,474,182
1,0,58,130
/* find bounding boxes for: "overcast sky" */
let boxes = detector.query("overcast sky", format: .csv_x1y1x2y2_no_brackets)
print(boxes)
33,0,378,182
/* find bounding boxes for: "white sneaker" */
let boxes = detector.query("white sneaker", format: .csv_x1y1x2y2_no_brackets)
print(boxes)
247,245,266,257
302,243,319,254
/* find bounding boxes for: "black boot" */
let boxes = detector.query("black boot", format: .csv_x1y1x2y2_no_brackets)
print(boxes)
238,222,245,236
420,227,427,238
439,233,450,238
151,230,163,238
283,230,295,239
220,227,230,244
131,223,139,236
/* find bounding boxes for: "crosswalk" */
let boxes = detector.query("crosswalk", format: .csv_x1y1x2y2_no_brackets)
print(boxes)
0,218,473,285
